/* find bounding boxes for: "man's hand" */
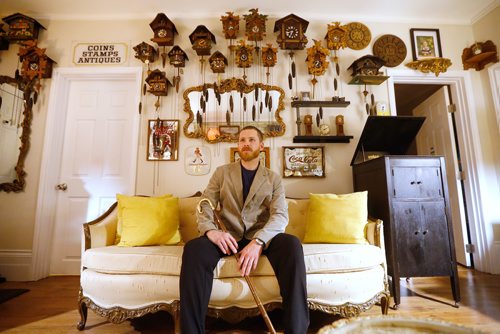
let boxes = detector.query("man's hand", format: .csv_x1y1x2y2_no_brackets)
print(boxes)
237,240,263,277
206,230,238,255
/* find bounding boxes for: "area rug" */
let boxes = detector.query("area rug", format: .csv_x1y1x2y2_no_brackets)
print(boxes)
0,289,29,304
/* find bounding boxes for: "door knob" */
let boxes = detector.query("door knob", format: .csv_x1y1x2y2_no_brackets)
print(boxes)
56,183,68,191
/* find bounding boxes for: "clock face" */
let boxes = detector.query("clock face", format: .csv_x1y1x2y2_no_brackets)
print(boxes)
252,25,260,33
285,25,299,39
319,124,330,135
240,52,248,61
196,39,207,47
158,29,167,38
29,62,39,70
314,59,322,68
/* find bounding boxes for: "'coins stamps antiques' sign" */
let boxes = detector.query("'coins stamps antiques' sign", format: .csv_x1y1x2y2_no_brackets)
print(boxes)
73,42,128,65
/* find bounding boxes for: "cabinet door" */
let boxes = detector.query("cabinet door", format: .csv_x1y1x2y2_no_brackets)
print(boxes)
393,201,423,277
416,167,443,198
392,166,442,199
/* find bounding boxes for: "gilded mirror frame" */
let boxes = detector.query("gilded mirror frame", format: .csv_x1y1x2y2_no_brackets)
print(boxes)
183,78,286,143
0,75,34,192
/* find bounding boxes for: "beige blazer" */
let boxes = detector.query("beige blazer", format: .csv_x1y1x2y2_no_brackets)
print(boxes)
197,161,288,247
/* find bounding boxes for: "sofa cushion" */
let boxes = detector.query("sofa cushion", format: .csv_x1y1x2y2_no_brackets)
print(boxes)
303,192,368,244
82,243,384,278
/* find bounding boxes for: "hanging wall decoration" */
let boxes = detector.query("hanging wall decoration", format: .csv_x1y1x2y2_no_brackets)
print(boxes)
306,40,329,99
372,34,407,67
149,13,178,67
168,45,189,92
133,42,157,71
2,13,46,43
345,22,371,50
325,22,347,100
184,145,211,175
221,11,240,61
234,39,254,81
18,40,56,92
209,51,228,75
261,43,277,83
274,13,309,93
145,69,172,110
243,8,267,44
147,119,179,161
190,25,216,57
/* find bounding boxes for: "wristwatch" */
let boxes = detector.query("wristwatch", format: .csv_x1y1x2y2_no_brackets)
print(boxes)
253,238,265,247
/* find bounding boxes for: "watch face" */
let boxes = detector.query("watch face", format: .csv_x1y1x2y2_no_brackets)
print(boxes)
252,25,260,33
158,29,167,38
285,25,299,39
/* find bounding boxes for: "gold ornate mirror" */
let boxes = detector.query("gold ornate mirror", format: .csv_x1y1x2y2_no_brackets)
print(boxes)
0,75,34,192
183,78,286,143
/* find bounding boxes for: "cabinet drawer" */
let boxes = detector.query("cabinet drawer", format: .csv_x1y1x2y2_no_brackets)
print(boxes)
391,167,443,199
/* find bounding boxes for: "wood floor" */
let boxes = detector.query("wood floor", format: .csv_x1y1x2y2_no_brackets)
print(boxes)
0,266,499,333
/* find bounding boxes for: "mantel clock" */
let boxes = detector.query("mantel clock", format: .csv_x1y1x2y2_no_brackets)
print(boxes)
274,14,309,50
149,13,178,47
2,13,46,43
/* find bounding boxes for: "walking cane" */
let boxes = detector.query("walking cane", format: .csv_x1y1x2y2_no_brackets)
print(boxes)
197,198,277,334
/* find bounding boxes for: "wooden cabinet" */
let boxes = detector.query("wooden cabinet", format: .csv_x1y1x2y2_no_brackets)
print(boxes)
352,156,460,307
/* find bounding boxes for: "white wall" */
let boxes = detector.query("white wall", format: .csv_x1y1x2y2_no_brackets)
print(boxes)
0,10,498,279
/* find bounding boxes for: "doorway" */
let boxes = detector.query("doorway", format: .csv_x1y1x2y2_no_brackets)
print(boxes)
394,83,472,267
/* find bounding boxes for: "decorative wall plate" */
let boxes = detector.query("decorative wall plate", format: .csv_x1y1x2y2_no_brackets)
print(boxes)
373,34,407,67
345,22,371,50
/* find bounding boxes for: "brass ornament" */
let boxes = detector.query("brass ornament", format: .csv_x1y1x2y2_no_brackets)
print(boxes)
372,34,407,67
405,57,452,76
345,22,371,50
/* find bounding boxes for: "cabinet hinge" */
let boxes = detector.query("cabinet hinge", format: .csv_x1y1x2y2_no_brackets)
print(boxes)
458,171,466,181
447,104,457,113
465,244,475,253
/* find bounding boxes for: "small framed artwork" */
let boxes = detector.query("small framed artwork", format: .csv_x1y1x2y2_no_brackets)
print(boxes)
219,125,240,137
147,119,179,161
282,146,325,178
185,145,211,175
410,28,442,61
230,147,270,168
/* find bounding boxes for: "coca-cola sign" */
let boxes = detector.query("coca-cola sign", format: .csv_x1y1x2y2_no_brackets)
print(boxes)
283,146,324,178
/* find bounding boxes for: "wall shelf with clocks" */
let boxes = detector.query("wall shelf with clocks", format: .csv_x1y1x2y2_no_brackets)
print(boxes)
461,40,498,71
291,100,352,143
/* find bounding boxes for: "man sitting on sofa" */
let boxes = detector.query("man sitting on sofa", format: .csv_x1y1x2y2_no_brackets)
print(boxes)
180,125,309,333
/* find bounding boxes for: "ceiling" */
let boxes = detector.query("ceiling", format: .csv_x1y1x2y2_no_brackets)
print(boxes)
1,0,498,24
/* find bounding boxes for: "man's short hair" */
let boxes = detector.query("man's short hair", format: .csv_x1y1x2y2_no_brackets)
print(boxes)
239,125,264,142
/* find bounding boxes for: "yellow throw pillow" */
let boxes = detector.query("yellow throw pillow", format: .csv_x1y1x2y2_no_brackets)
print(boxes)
115,194,172,244
116,194,180,247
303,192,368,244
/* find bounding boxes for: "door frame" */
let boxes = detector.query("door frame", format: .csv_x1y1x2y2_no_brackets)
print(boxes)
387,69,491,273
31,67,142,280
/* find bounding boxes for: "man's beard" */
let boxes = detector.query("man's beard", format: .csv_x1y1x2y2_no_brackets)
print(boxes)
239,147,260,161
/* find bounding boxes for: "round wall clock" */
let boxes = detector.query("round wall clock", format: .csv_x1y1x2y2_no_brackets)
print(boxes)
373,34,407,67
345,22,371,50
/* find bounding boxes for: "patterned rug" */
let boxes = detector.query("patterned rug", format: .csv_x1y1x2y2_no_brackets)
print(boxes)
0,289,29,304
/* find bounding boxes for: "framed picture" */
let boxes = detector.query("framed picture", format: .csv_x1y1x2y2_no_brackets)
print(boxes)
230,147,270,168
147,119,179,161
410,28,442,60
282,146,325,178
185,145,211,175
219,125,240,137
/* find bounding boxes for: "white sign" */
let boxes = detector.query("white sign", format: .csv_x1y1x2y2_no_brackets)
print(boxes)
73,42,128,65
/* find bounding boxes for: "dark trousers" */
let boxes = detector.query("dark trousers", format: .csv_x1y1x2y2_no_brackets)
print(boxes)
180,233,309,334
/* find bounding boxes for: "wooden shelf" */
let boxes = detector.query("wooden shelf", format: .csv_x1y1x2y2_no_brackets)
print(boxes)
464,51,496,64
291,100,350,108
462,41,498,71
348,75,389,85
293,135,353,143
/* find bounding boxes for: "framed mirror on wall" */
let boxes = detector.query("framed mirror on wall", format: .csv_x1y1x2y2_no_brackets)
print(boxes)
0,75,34,192
183,78,286,143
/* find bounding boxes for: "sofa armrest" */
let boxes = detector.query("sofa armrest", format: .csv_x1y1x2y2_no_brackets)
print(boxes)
82,202,118,251
365,217,385,250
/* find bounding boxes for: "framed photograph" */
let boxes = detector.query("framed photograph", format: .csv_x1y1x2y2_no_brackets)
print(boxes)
219,125,240,137
230,147,270,168
282,146,325,178
147,119,179,161
410,28,442,61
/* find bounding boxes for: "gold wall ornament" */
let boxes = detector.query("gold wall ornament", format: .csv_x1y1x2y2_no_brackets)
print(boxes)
345,22,371,50
243,8,267,42
405,57,452,76
221,12,240,40
325,22,347,52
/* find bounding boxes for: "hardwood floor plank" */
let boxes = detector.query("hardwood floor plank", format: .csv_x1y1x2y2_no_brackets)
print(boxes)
0,266,498,333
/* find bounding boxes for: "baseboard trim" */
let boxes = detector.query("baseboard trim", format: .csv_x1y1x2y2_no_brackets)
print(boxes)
0,249,33,281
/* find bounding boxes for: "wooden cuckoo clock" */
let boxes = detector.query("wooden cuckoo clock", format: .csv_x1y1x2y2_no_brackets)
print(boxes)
149,13,177,47
168,45,189,93
274,14,309,50
146,69,171,96
133,42,157,65
243,8,267,42
306,40,329,99
347,55,385,77
209,51,228,73
261,44,277,83
2,13,46,43
0,24,9,50
18,41,56,91
325,22,347,52
189,25,216,56
221,12,240,40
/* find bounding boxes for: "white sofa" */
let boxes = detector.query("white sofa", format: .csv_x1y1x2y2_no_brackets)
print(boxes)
77,194,389,332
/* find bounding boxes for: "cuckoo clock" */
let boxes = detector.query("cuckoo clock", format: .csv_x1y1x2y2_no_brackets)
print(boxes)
189,25,216,56
325,22,347,52
274,14,309,50
243,8,267,42
149,13,177,47
18,41,55,90
235,40,254,68
0,24,9,50
262,44,278,67
306,40,329,100
133,42,157,64
168,45,189,67
2,13,46,43
146,69,171,96
209,51,228,73
221,12,240,40
347,55,385,77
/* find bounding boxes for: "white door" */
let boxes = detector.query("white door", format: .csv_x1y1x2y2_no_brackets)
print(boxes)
413,86,470,266
49,78,139,275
